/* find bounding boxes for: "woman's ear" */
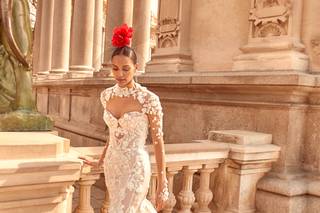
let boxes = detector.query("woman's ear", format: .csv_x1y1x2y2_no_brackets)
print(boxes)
135,63,139,71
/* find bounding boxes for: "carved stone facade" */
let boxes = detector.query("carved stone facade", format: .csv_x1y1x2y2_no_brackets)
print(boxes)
32,0,320,212
233,0,308,72
250,0,291,38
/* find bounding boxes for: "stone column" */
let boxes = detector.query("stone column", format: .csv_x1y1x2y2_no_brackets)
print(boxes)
32,0,43,75
37,0,54,76
145,0,193,73
49,0,72,79
132,0,151,72
92,0,104,72
68,0,95,78
95,0,134,77
232,0,308,72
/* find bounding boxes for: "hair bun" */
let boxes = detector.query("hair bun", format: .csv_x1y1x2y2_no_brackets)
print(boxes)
111,24,133,48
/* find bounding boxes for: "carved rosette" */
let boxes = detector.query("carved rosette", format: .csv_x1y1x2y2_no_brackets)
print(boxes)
157,18,180,48
249,0,292,38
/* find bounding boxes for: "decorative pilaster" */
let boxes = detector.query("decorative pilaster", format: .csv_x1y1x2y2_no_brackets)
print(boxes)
145,0,193,73
232,0,308,72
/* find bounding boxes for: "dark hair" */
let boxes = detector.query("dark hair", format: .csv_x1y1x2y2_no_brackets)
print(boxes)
111,46,137,64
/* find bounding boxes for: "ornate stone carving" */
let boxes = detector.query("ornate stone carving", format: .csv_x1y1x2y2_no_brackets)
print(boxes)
157,18,180,48
249,0,291,38
311,39,320,65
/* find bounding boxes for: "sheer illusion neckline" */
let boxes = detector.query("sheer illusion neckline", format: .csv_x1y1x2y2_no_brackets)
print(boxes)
104,108,146,121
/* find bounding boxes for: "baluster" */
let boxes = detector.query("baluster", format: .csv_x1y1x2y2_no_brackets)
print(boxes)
74,179,96,213
163,167,180,213
147,173,158,206
100,189,109,213
177,165,201,213
195,164,216,213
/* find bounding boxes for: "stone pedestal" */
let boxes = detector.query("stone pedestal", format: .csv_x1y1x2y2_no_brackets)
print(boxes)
256,171,320,213
205,130,280,213
0,132,82,212
232,0,308,72
146,0,193,73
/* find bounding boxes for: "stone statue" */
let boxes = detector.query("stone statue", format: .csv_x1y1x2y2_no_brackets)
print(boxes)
0,0,53,131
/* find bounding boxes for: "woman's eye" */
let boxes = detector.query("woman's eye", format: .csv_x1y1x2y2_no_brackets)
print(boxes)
112,68,118,71
123,69,129,72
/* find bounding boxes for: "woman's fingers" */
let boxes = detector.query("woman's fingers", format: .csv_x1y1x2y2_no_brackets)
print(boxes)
78,156,95,166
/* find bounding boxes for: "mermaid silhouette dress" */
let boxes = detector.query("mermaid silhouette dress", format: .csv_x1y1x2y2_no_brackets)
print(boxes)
100,82,164,212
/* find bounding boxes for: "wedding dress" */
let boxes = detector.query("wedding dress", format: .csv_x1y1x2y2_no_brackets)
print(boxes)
100,82,165,213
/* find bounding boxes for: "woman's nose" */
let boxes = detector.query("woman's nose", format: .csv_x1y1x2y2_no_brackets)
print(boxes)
115,71,123,77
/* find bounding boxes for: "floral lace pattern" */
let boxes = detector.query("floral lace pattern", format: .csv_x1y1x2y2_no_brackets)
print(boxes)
100,82,163,213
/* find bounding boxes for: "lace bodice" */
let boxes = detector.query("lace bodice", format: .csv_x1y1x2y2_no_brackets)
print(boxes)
100,82,164,149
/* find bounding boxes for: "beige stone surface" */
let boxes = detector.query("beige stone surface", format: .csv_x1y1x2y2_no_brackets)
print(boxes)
0,132,82,212
190,0,250,72
0,132,69,160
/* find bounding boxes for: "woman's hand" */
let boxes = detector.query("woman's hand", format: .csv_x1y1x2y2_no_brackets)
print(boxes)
155,178,169,211
78,156,104,169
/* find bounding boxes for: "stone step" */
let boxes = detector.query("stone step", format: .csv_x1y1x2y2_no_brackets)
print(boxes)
0,132,69,160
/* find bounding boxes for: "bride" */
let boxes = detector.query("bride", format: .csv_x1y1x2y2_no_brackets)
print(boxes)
79,24,169,212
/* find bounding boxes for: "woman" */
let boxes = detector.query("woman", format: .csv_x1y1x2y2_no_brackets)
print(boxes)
79,24,169,212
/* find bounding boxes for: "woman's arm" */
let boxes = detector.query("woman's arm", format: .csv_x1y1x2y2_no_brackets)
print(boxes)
97,142,109,166
146,94,169,210
148,113,166,180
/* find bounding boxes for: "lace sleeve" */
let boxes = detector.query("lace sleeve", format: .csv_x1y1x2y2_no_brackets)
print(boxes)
144,93,164,144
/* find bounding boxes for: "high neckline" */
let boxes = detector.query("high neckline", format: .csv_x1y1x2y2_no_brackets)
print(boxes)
113,82,140,98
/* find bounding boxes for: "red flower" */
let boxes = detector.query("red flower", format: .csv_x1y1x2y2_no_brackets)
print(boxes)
112,24,134,48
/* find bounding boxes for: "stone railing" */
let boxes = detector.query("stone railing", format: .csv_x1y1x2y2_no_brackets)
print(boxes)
71,130,280,213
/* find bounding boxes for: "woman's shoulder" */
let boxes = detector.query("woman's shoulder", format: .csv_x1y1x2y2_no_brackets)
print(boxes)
137,84,160,100
100,85,116,106
137,84,162,114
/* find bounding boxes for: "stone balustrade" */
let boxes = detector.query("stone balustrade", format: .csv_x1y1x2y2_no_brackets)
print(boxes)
71,130,280,213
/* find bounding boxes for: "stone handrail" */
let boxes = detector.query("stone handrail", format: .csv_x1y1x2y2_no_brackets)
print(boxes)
71,130,280,213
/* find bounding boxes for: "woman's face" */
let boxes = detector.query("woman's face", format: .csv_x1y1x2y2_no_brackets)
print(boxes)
111,55,137,87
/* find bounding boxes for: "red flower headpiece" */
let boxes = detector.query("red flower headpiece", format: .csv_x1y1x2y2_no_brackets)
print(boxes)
111,24,133,48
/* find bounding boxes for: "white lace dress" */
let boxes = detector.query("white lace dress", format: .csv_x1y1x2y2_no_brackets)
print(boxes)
100,82,163,213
